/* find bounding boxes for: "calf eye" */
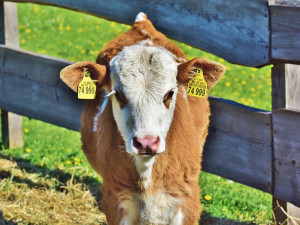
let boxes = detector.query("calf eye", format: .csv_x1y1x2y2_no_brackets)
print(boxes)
163,90,175,109
168,91,174,98
114,89,127,109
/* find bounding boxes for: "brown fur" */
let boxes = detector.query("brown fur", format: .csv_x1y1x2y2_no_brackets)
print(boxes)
60,13,225,225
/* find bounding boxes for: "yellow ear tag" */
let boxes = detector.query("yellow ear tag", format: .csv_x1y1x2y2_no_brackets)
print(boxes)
77,69,96,99
187,69,207,98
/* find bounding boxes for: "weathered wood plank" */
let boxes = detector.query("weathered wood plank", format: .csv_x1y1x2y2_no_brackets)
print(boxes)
272,64,286,110
272,64,300,224
1,109,9,148
273,109,300,207
4,2,19,46
0,45,84,131
0,0,7,147
3,1,24,148
3,0,269,67
203,97,272,193
8,112,23,148
285,65,300,109
269,0,300,6
0,1,4,45
271,5,300,63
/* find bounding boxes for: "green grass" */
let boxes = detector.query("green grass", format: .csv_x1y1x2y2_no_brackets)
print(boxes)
1,3,273,224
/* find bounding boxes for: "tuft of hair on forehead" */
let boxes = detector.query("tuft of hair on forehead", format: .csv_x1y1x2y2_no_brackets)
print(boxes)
110,44,178,84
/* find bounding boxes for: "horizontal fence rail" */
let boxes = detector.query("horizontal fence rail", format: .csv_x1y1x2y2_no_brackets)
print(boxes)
0,0,297,67
270,4,300,63
273,109,300,207
0,45,83,130
0,45,299,206
203,98,272,194
2,0,300,67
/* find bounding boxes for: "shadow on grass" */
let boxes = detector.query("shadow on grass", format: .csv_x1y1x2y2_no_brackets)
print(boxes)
200,213,256,225
0,154,256,225
0,211,17,225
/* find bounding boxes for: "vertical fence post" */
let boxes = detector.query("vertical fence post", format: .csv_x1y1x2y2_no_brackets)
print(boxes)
0,1,24,149
272,64,300,224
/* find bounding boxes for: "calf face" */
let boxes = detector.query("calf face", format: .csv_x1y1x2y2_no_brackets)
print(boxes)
60,48,225,157
109,45,178,156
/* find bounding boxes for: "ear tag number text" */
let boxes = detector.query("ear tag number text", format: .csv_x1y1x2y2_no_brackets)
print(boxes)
78,69,96,99
187,69,207,98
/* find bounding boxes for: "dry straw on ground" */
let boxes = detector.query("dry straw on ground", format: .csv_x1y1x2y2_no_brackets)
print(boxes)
0,158,106,225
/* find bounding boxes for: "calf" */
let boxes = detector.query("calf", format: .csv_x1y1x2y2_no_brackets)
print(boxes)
60,13,225,225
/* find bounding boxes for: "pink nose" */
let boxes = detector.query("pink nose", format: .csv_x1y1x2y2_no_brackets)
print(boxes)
133,136,160,155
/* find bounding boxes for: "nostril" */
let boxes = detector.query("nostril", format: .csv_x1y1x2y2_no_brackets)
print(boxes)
133,136,143,150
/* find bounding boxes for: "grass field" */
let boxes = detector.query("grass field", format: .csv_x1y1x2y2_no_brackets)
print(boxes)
0,3,273,224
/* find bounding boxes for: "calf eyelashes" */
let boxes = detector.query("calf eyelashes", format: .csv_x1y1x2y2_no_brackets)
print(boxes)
114,89,128,109
163,90,175,109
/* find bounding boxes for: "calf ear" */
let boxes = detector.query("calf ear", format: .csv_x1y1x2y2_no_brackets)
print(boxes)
60,61,107,92
177,57,226,89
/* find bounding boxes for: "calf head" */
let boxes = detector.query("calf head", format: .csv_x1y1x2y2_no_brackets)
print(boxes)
60,44,225,158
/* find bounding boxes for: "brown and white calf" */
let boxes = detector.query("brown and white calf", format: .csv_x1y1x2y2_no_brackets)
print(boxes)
60,13,225,225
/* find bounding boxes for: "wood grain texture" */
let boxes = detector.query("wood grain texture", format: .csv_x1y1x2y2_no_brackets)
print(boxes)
203,97,272,193
2,0,269,67
286,64,300,109
271,6,300,63
0,45,83,131
8,112,23,148
0,2,4,45
1,110,9,148
269,0,300,6
272,64,286,110
272,64,300,110
4,2,19,47
272,109,300,207
271,63,300,224
3,1,24,148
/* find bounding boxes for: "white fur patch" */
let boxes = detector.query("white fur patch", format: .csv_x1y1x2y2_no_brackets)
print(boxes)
135,12,146,22
119,190,183,225
174,56,187,63
140,28,148,36
139,39,153,46
134,156,156,190
92,90,116,132
171,209,184,225
92,106,102,132
119,198,140,225
141,190,183,225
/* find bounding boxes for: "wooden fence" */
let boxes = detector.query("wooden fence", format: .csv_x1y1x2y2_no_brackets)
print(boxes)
1,0,300,223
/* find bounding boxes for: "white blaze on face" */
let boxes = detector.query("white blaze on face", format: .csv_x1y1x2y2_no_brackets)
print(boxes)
109,44,178,156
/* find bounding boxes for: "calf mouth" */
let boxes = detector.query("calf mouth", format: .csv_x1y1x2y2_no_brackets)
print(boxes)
137,148,158,156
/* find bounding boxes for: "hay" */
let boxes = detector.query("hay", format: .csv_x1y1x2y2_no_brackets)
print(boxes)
272,201,300,225
0,158,107,225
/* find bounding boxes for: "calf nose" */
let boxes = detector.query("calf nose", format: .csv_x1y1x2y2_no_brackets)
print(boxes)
133,136,160,155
